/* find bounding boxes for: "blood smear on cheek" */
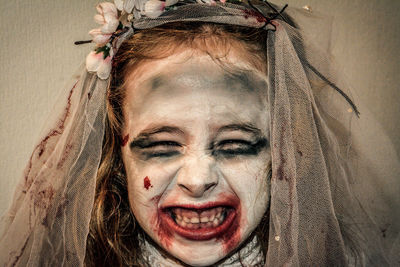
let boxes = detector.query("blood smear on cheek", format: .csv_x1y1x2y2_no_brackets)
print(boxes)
220,218,241,254
216,194,242,254
144,176,153,190
150,194,173,249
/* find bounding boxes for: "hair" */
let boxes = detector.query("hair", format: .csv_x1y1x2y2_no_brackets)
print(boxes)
84,22,270,266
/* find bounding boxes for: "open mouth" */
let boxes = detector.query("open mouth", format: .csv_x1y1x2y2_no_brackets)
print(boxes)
160,204,237,241
173,206,228,228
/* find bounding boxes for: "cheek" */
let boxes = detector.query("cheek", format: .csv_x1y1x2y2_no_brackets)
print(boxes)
126,158,181,196
220,157,269,196
126,173,175,250
123,152,182,246
218,155,270,228
122,146,174,194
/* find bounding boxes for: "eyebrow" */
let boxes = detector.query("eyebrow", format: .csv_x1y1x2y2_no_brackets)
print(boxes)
217,123,262,136
130,126,184,148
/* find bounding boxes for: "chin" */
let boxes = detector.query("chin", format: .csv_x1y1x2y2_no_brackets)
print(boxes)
165,223,257,267
169,239,227,266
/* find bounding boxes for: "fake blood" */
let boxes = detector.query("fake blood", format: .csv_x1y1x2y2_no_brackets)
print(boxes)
215,194,242,254
23,80,78,193
150,194,173,250
143,176,153,190
149,193,243,254
36,82,76,158
121,134,129,146
219,216,241,253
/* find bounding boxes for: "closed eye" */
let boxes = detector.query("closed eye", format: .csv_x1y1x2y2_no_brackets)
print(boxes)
212,138,268,157
140,141,182,149
135,140,182,159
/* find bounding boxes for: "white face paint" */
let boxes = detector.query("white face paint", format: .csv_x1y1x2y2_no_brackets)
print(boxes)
121,52,271,266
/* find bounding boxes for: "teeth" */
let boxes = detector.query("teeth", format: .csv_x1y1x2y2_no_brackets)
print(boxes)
191,217,200,223
209,213,215,221
172,207,228,229
212,218,219,227
200,217,209,223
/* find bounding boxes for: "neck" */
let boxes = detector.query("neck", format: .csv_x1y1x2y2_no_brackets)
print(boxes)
140,234,265,267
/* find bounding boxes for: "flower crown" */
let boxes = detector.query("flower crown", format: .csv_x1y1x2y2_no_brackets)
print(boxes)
81,0,287,79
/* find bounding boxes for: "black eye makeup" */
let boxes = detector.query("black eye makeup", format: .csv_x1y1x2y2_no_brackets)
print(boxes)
128,124,268,161
211,138,268,158
130,138,183,159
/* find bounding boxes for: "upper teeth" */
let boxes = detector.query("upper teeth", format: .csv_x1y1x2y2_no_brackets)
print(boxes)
172,207,226,228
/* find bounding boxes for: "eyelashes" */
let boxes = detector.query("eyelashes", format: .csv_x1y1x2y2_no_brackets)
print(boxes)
212,139,268,158
137,141,182,159
132,138,268,160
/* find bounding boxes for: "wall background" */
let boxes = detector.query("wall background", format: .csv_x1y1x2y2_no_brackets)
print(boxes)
1,0,399,215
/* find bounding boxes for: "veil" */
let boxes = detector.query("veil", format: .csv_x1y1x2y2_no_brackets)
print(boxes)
1,1,399,266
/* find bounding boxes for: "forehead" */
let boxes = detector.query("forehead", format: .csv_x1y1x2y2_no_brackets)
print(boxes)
148,64,266,94
125,51,267,93
123,53,269,134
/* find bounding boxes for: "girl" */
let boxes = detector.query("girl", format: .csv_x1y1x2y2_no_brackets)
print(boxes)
1,1,399,266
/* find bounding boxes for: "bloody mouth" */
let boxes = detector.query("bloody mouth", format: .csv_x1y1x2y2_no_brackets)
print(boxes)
160,203,237,241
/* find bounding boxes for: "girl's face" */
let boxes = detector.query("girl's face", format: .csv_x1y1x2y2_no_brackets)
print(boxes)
121,52,271,266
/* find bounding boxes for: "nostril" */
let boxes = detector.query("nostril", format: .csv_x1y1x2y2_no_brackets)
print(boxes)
178,181,217,197
204,182,217,191
178,184,191,192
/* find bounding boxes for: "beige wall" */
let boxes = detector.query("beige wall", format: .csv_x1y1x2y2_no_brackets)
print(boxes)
1,0,399,215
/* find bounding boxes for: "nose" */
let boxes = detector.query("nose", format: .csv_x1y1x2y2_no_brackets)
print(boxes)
176,154,218,198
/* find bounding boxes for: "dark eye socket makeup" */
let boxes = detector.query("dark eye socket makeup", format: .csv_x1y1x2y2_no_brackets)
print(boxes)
130,139,183,159
211,138,268,158
129,124,269,160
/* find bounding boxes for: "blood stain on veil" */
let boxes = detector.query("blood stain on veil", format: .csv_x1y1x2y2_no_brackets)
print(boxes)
276,126,288,181
243,9,266,23
24,81,78,189
31,185,55,227
37,81,77,158
57,143,74,169
144,176,153,190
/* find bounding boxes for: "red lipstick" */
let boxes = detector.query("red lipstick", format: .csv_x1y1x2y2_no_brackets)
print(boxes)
159,196,240,241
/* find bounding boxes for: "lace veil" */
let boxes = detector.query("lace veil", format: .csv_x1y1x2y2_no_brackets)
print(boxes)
1,1,399,266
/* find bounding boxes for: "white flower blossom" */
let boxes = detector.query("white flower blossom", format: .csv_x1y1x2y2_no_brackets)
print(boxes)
86,0,184,79
115,0,144,13
132,0,148,19
86,49,114,80
89,2,119,46
89,29,112,46
144,0,178,19
95,3,119,33
144,0,165,19
114,0,124,11
123,0,135,13
165,0,179,7
115,0,151,19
